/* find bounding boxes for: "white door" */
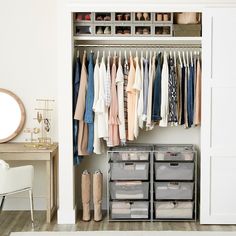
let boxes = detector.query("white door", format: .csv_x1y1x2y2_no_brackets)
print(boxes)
201,8,236,224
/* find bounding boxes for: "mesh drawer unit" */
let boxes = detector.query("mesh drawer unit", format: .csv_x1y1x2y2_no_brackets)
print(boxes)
155,162,194,180
155,182,194,200
155,201,194,219
154,144,195,161
110,181,149,200
111,201,149,220
111,162,149,180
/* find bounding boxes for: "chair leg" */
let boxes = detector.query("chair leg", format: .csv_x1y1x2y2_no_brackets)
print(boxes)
29,189,34,224
0,196,5,212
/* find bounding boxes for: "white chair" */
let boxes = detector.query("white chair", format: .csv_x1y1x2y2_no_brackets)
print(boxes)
0,160,34,223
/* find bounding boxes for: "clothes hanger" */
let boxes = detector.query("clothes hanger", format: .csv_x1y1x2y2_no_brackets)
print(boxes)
146,50,148,60
141,50,144,58
97,51,99,61
76,50,80,58
178,51,183,68
174,51,177,67
125,50,127,60
182,51,186,67
190,51,193,67
136,50,138,58
186,51,189,67
130,50,132,58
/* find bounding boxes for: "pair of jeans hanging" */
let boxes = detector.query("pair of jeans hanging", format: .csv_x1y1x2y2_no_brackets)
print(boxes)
152,53,162,122
84,53,95,154
187,64,195,127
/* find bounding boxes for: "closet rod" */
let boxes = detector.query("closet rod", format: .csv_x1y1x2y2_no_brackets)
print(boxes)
74,44,201,48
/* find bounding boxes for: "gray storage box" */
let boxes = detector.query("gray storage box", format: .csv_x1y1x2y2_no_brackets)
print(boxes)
111,201,149,219
155,162,194,180
155,145,195,161
110,182,149,200
111,162,149,180
155,201,194,219
155,182,194,200
173,24,201,37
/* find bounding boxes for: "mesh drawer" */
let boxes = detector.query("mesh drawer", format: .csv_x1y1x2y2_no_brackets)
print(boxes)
110,152,149,161
155,182,194,200
155,162,194,180
111,162,149,180
110,182,149,200
111,201,149,219
154,145,195,161
155,201,194,219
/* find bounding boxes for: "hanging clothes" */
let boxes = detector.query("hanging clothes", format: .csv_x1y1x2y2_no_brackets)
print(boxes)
138,54,144,129
194,57,201,126
108,56,120,147
123,57,129,139
96,55,108,139
187,62,194,127
74,52,89,156
152,52,162,122
146,52,156,130
105,55,111,107
180,65,185,125
116,56,126,144
159,52,169,127
93,54,103,154
127,56,136,141
84,52,95,154
73,55,82,164
142,58,149,121
184,61,189,128
177,59,182,124
133,55,142,138
168,55,178,125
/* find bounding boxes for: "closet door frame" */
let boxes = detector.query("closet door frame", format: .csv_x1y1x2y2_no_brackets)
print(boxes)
201,7,236,224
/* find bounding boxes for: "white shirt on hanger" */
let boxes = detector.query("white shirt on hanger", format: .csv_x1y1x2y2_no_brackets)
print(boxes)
138,55,144,129
159,51,169,127
133,56,142,139
116,56,126,143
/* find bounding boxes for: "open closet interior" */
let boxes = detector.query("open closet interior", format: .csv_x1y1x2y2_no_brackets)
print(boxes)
72,11,202,222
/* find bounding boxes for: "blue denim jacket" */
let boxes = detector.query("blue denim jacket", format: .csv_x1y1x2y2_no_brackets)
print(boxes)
84,53,94,154
152,53,162,121
73,57,83,165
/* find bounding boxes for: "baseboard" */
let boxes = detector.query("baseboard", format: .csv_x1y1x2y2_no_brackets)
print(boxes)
57,205,77,224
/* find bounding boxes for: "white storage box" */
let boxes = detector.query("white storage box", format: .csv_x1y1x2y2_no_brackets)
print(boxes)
155,182,194,200
155,201,194,219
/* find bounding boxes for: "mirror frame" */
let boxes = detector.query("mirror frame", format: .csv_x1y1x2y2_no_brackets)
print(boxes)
0,88,26,143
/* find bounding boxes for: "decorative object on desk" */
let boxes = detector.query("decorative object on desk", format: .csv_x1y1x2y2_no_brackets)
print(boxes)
0,88,26,143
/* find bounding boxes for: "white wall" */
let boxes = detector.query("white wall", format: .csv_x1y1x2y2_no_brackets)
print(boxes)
0,0,57,210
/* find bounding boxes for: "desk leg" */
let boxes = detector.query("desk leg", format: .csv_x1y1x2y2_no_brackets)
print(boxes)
46,160,52,223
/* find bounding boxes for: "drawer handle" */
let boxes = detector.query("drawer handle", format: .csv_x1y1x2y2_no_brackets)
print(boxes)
168,182,180,189
169,163,179,167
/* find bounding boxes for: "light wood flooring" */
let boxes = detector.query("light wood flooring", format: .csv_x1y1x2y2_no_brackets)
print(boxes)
1,211,236,236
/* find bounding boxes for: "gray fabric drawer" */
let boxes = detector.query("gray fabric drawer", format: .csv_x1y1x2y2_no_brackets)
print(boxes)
111,201,149,219
154,145,195,161
155,201,194,219
110,152,149,161
155,182,194,200
155,162,194,180
111,162,149,180
110,182,149,200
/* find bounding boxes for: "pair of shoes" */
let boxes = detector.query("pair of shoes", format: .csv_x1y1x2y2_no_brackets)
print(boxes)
81,170,103,222
116,28,131,35
96,26,111,35
136,27,150,35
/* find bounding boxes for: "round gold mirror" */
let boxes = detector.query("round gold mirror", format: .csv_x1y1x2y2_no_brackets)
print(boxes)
0,88,26,143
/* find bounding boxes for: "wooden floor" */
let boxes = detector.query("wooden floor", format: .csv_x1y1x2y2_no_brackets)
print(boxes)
1,211,236,236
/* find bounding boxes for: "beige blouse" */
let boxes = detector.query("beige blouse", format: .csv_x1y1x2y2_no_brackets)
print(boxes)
74,52,88,156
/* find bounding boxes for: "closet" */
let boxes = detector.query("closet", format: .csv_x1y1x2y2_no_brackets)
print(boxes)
57,2,236,225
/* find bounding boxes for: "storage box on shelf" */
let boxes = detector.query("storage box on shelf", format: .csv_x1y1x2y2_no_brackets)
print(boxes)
153,144,197,221
108,145,152,221
173,24,201,37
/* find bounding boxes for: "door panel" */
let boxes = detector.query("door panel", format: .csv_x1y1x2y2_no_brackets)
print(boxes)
201,8,236,224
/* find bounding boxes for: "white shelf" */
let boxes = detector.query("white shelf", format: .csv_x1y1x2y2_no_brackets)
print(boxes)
74,36,202,44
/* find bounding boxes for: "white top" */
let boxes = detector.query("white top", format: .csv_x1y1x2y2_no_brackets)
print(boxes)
138,55,144,129
116,57,126,143
159,52,169,127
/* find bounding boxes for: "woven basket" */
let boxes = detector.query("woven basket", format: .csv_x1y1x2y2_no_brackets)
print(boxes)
176,12,200,24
